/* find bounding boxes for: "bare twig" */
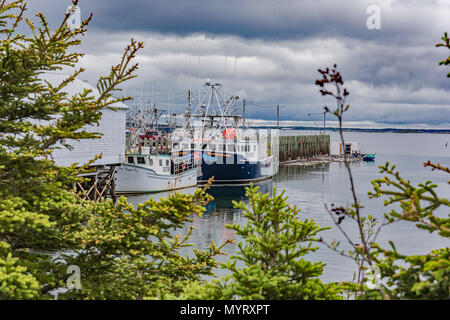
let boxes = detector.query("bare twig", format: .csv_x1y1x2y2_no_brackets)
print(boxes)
315,65,389,299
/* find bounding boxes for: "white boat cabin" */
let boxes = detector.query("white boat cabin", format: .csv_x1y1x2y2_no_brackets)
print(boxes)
173,139,259,161
126,153,171,175
171,127,277,164
125,146,193,175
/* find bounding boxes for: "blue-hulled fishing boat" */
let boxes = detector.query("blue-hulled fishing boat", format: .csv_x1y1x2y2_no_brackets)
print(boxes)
363,153,376,161
170,80,279,184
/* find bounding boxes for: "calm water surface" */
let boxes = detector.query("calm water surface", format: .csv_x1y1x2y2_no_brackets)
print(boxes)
126,131,450,283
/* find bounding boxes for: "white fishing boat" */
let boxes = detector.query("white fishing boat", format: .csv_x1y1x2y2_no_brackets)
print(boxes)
115,147,197,194
115,102,197,194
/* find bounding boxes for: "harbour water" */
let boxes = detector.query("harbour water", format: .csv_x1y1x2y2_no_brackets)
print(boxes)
126,130,450,283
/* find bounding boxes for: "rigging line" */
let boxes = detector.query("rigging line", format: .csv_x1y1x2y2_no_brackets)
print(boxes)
213,87,226,128
132,91,187,97
160,93,188,100
172,95,190,101
198,54,201,113
246,105,283,109
165,97,189,104
190,86,210,115
203,88,213,126
219,88,235,97
189,48,192,91
307,113,320,130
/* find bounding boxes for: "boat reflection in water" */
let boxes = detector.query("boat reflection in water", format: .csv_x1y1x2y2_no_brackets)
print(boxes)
204,179,274,214
125,179,273,266
124,179,273,212
125,163,331,215
187,179,274,265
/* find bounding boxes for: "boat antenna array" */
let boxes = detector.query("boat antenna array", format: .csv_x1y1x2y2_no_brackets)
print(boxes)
178,80,244,136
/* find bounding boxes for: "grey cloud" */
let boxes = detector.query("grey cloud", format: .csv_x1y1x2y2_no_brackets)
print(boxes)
27,0,448,44
71,30,450,124
20,0,450,125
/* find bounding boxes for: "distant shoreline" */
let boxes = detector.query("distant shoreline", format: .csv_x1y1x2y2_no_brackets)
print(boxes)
250,125,450,134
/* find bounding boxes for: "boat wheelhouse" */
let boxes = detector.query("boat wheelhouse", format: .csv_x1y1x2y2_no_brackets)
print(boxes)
115,102,197,194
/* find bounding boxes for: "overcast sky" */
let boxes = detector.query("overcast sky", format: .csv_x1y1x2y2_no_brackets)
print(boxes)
26,0,450,125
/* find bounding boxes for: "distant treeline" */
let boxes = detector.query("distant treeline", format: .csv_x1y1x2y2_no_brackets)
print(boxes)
252,125,450,134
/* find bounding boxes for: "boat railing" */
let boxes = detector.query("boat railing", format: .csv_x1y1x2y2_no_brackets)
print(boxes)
172,153,195,175
127,136,171,155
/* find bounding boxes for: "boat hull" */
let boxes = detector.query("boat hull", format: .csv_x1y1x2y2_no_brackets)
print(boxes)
198,153,274,184
363,154,376,162
115,164,197,194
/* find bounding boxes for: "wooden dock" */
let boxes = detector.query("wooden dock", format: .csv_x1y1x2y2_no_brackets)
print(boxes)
74,165,118,202
279,135,330,162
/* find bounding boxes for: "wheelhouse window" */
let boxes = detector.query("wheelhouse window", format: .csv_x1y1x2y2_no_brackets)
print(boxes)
159,159,162,166
137,157,145,164
148,158,153,166
128,156,134,164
